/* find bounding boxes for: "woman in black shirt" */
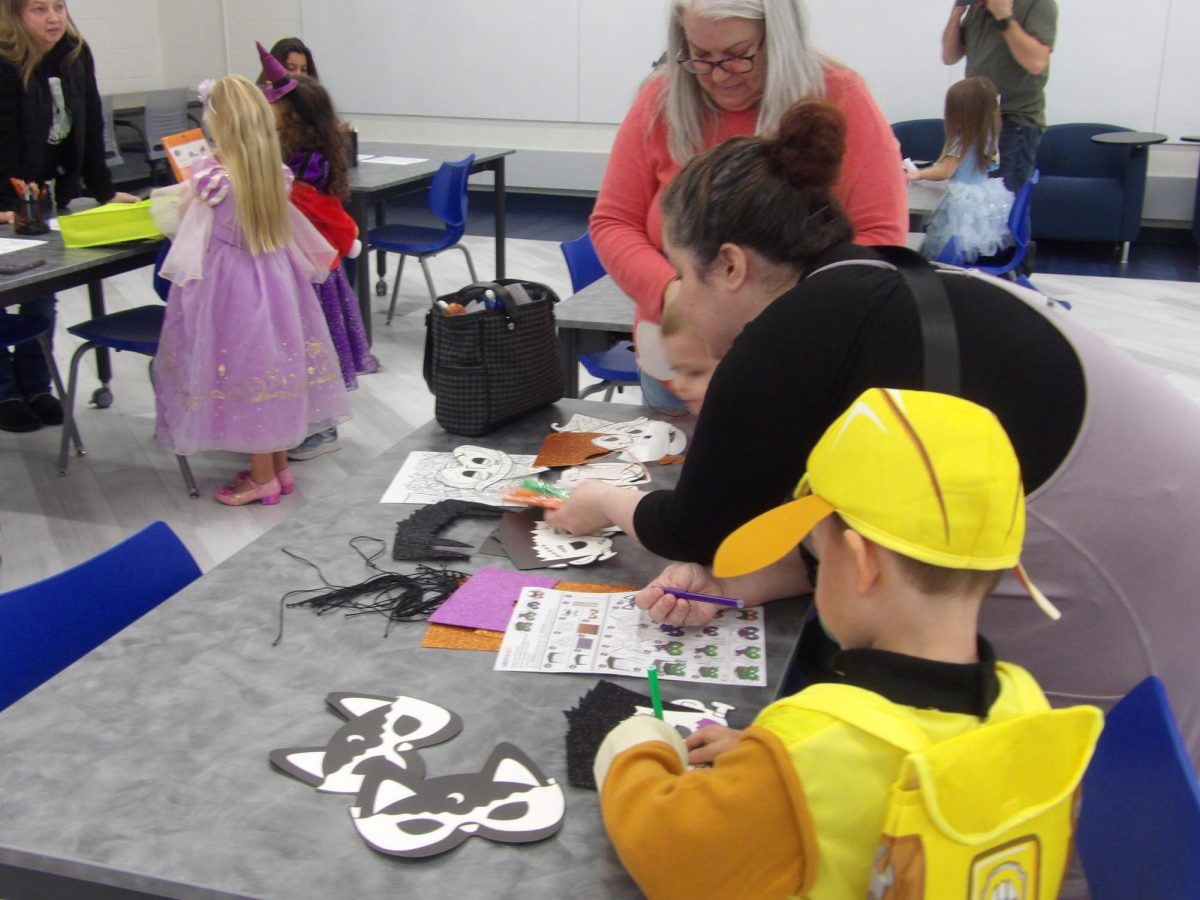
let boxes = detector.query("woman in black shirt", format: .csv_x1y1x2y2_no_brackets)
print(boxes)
0,0,137,432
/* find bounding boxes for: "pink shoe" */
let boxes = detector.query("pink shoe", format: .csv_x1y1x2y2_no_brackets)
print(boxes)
215,476,282,506
218,467,294,496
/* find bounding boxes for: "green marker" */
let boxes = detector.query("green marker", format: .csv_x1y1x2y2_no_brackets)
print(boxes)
647,666,664,720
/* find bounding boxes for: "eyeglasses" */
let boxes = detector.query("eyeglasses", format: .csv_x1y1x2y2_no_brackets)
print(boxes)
676,45,761,76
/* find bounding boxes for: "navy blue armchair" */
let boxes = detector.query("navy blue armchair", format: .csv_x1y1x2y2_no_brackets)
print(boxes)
1030,124,1149,263
891,119,946,164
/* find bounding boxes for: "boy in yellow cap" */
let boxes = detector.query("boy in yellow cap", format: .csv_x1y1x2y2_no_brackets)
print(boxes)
593,388,1101,900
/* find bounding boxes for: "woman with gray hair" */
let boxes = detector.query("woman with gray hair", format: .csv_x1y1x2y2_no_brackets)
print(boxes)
590,0,907,408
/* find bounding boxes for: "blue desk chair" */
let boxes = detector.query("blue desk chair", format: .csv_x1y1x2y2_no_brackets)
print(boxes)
0,312,81,446
934,170,1040,290
57,244,198,497
560,233,640,401
0,520,200,713
368,154,478,325
1075,676,1200,898
891,118,946,165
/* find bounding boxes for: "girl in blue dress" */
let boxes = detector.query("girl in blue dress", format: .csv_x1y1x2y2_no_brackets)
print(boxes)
910,76,1014,263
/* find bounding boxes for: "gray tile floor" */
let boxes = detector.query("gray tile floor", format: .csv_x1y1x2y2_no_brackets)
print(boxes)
3,237,1199,591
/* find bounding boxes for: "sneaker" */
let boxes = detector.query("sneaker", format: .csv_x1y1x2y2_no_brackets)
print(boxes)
287,427,341,461
0,399,41,432
27,392,63,425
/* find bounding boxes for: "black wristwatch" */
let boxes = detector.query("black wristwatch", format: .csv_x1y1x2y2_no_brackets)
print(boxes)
997,15,1014,30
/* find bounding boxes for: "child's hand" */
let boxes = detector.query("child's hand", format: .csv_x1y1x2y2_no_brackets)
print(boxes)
637,562,723,626
686,725,744,765
905,169,923,182
0,210,13,226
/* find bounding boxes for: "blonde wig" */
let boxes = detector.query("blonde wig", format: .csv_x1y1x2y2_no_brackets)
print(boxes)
204,74,290,255
0,0,84,86
663,0,827,164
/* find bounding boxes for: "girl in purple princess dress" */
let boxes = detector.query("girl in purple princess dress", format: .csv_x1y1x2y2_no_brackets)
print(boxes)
151,74,350,506
257,42,373,461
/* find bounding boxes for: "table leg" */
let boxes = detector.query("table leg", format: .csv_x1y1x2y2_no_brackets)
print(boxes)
352,198,373,346
85,281,111,387
374,202,388,296
559,327,580,399
494,157,506,280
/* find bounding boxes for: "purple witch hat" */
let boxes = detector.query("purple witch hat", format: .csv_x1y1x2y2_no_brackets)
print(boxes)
257,41,297,103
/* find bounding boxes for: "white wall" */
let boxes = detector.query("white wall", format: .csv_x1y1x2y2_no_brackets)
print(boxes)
68,0,1200,224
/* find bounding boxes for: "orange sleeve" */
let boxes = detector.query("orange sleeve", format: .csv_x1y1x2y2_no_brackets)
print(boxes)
599,725,816,899
589,77,678,325
825,67,909,247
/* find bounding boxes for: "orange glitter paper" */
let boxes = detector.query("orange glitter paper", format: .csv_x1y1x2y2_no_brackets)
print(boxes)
534,432,613,467
420,624,505,652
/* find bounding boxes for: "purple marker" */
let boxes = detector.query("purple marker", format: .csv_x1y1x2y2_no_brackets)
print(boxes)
656,587,744,609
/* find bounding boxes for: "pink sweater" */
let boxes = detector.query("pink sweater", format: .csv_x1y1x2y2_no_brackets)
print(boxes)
590,68,908,329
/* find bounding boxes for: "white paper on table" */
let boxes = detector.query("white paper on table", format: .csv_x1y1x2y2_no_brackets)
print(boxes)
356,154,376,162
380,448,546,505
367,156,428,166
496,588,767,687
0,237,49,254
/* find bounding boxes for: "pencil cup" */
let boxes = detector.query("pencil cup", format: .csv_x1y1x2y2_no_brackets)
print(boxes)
14,188,50,236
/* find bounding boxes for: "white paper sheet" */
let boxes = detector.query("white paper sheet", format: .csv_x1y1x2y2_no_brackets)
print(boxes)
366,156,428,166
496,588,767,687
0,237,49,254
381,448,546,505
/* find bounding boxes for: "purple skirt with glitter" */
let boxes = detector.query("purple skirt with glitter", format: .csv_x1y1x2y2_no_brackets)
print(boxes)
315,265,375,390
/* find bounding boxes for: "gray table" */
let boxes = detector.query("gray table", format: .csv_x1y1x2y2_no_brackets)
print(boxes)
0,226,161,400
350,142,515,344
0,398,806,900
557,275,634,398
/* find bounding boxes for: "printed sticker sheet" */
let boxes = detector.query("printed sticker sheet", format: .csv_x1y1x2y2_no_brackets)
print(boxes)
496,588,766,686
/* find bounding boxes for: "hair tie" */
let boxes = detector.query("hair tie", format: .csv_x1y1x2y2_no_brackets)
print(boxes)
198,78,216,111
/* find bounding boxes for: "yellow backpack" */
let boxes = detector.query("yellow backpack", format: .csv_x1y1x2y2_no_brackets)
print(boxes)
793,669,1102,899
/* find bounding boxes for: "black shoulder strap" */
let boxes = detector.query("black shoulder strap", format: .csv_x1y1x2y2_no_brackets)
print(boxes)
871,246,962,397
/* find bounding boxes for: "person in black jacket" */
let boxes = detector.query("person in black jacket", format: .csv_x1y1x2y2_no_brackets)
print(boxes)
0,0,137,432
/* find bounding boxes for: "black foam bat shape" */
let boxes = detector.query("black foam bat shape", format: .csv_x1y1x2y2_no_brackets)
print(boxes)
393,499,506,561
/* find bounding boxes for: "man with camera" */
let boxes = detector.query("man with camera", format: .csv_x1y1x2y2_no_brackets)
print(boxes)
942,0,1058,192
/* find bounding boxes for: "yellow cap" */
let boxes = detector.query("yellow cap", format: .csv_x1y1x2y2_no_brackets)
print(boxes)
713,388,1059,619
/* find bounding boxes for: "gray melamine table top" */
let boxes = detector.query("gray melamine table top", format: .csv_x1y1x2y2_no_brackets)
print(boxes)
0,225,160,306
350,142,514,195
557,275,634,334
0,399,806,900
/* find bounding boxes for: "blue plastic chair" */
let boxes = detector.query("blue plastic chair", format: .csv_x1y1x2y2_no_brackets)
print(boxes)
1075,676,1200,898
0,312,81,447
57,249,198,497
559,233,640,401
368,154,479,324
0,521,200,713
560,232,606,293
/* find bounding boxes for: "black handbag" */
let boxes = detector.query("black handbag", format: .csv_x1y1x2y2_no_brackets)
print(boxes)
423,279,565,436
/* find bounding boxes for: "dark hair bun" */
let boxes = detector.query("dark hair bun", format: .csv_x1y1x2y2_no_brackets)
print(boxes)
769,100,847,191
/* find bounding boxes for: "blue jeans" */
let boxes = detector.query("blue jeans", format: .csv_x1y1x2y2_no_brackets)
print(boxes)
638,367,686,412
0,294,55,402
997,118,1043,193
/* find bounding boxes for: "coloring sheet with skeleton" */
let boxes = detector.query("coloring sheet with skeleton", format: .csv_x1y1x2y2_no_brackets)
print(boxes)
552,415,687,463
381,446,547,505
496,588,766,686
